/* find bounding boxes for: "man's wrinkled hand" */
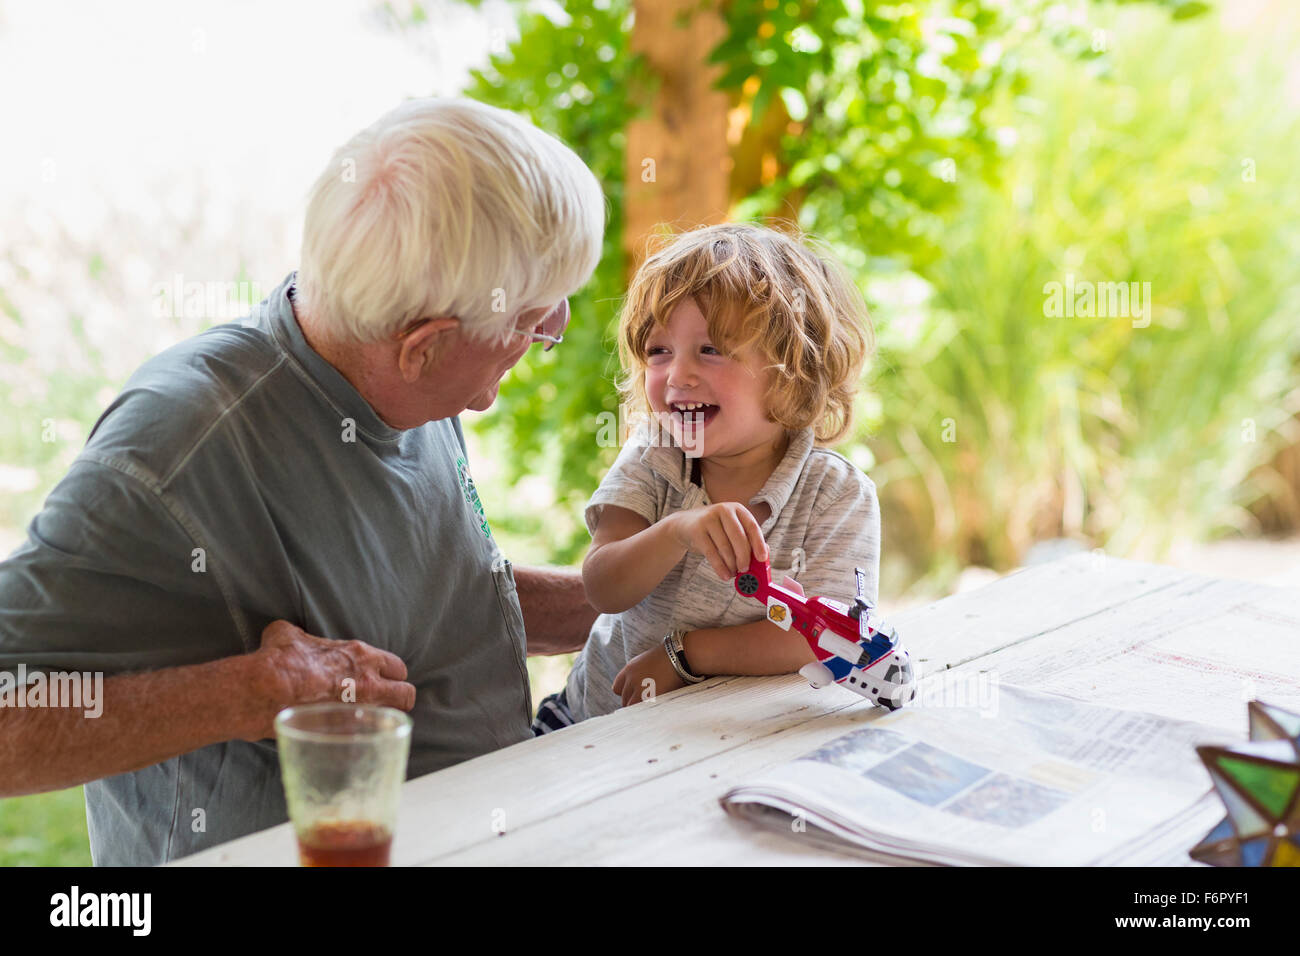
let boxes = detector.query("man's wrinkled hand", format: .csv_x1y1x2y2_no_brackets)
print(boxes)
246,620,416,740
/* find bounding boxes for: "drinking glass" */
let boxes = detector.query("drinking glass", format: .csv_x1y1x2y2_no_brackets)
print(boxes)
274,703,412,867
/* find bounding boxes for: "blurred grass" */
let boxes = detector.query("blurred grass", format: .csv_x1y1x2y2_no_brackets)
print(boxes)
0,788,92,866
860,4,1300,594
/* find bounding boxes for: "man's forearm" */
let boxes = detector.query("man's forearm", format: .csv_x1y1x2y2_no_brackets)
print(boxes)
0,653,274,797
514,565,598,656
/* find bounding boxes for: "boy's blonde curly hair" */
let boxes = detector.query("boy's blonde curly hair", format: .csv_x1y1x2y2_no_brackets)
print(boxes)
617,222,873,445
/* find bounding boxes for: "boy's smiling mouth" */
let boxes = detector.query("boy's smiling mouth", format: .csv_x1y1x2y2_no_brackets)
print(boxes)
668,401,720,427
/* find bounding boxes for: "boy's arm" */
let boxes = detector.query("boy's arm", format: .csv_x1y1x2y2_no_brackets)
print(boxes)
684,475,882,678
581,506,688,614
681,618,817,676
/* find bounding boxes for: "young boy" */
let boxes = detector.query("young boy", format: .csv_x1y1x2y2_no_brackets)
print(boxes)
534,223,878,732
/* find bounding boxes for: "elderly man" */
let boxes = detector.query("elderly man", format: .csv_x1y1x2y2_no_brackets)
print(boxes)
0,98,605,865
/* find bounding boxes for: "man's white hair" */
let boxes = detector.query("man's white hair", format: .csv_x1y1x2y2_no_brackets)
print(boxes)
297,97,605,344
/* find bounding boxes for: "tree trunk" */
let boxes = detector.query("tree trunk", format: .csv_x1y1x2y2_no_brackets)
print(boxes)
623,0,731,273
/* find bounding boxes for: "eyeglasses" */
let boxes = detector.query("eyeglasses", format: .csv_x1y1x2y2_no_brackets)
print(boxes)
394,297,570,351
512,298,570,352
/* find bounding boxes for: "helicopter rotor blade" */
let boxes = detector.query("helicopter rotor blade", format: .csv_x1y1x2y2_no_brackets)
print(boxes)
854,567,869,603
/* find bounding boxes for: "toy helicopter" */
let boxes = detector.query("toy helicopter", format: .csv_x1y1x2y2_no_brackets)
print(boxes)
733,557,917,710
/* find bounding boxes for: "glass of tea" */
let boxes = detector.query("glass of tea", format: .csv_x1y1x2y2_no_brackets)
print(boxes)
274,703,413,867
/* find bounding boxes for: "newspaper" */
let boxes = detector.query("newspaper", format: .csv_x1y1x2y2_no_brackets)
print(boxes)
721,683,1239,866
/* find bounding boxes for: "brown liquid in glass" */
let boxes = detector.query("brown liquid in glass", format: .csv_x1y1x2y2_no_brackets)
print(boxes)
297,820,392,867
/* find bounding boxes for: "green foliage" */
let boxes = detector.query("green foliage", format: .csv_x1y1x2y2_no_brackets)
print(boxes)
0,788,92,866
860,5,1300,587
712,0,1207,271
715,0,1011,271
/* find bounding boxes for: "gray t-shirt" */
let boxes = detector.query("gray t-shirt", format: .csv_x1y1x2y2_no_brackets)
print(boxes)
563,426,881,722
0,272,533,865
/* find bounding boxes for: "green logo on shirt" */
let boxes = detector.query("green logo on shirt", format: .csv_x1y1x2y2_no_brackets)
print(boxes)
456,455,493,541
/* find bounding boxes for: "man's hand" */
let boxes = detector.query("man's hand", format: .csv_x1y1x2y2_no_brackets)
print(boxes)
611,642,686,708
667,502,769,580
246,620,417,740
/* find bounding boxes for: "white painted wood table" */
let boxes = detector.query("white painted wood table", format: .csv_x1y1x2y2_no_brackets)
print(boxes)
176,554,1300,866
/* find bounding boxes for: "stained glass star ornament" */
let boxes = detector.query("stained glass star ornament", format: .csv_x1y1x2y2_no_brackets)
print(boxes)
1190,701,1300,866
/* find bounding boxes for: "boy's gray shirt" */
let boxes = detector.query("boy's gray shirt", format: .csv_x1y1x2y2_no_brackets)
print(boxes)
564,425,881,723
0,272,534,865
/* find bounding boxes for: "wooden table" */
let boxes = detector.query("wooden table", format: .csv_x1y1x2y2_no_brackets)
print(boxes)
176,554,1300,866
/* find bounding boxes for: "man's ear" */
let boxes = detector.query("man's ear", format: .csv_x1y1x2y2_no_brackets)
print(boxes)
397,317,460,383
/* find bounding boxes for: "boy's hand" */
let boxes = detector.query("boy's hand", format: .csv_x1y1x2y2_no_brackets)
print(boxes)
612,643,685,707
668,503,769,580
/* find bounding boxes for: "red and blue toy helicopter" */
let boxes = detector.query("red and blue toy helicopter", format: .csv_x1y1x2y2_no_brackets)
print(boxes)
733,557,917,710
